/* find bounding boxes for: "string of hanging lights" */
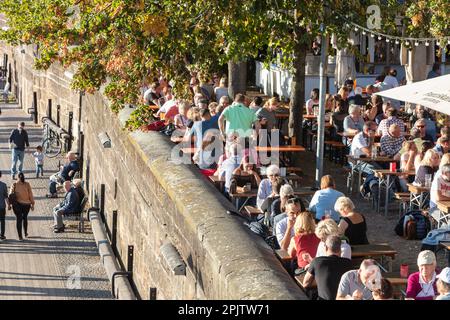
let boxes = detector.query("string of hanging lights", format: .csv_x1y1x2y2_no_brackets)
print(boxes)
344,21,450,48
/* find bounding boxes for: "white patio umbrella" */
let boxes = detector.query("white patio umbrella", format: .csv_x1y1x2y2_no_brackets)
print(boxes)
376,74,450,116
334,47,356,89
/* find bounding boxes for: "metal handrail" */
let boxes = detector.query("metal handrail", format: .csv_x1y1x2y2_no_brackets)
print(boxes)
111,271,132,299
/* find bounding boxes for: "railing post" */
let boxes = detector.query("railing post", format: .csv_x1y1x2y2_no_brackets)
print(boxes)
47,99,52,120
149,288,157,300
56,104,60,127
100,183,105,223
68,111,73,150
127,245,134,281
33,91,38,124
112,210,118,256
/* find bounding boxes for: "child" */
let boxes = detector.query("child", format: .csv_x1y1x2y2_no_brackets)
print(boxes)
33,146,44,178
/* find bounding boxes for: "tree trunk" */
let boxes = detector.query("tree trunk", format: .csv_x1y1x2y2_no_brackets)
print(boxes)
228,60,247,99
289,41,307,146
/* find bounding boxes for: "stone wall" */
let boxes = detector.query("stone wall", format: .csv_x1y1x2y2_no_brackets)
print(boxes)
1,43,306,300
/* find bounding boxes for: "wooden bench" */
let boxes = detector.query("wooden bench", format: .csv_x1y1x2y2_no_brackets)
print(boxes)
64,196,89,233
242,205,263,218
394,192,411,218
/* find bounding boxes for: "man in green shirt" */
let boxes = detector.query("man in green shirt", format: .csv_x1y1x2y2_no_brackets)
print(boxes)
218,93,260,140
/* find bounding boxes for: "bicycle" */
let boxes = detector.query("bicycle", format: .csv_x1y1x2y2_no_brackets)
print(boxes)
42,120,63,158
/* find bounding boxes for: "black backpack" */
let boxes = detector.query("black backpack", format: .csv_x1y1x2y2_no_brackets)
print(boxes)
394,210,431,240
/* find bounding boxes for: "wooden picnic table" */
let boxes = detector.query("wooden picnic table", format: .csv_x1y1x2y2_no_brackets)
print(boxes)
243,205,263,217
350,244,397,259
208,175,225,192
408,183,430,210
255,145,306,152
435,201,450,229
437,201,450,213
373,170,416,217
275,249,292,262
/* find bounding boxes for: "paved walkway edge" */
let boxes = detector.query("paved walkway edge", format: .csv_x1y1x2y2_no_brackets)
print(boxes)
89,210,136,300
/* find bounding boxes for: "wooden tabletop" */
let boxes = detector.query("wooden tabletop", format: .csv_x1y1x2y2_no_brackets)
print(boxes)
256,145,306,152
347,155,394,163
373,169,416,177
384,272,408,286
437,201,450,214
243,205,263,216
407,183,431,194
439,242,450,250
275,249,292,262
351,244,397,259
208,175,224,183
229,190,258,198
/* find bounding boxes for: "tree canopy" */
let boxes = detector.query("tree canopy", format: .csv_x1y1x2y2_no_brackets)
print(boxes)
0,0,447,127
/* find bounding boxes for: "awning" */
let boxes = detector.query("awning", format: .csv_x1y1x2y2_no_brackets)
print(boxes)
376,74,450,115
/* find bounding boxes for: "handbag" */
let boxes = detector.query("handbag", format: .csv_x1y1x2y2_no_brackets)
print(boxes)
8,183,17,205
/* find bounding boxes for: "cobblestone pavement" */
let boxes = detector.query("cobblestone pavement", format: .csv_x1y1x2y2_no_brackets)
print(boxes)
0,103,111,300
300,146,448,274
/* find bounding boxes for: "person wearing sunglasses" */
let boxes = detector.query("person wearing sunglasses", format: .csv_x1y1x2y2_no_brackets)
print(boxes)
414,119,433,143
257,164,280,210
275,197,302,251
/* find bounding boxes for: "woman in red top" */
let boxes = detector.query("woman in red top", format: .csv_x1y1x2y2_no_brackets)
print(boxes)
288,211,321,269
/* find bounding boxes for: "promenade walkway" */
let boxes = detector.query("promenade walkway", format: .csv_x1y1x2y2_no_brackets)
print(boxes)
0,103,111,300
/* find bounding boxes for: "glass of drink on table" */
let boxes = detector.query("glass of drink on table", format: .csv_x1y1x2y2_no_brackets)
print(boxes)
245,183,252,192
371,146,377,159
425,174,432,188
324,210,332,220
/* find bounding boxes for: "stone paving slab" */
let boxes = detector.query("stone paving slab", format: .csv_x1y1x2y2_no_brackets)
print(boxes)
0,103,112,300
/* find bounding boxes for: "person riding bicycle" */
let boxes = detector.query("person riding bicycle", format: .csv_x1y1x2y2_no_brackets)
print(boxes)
46,151,79,198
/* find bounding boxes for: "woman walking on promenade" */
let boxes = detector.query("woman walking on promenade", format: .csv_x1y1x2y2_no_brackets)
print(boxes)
9,173,34,241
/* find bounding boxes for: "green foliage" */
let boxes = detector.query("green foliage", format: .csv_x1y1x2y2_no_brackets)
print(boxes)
0,0,447,131
124,103,155,131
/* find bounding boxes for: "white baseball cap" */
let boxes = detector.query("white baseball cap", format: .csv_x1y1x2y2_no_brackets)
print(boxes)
437,267,450,284
417,250,436,266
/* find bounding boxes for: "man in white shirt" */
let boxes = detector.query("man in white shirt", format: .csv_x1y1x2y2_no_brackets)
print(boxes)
350,121,377,159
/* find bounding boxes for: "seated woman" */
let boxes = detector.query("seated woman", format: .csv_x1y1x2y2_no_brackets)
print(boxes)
330,97,348,142
308,175,344,223
398,140,418,191
314,218,351,259
287,211,321,269
406,250,439,300
256,164,280,210
414,149,440,186
230,156,262,208
335,197,369,245
232,156,261,192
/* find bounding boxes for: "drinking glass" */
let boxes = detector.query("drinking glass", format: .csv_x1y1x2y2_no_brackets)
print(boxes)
371,146,377,159
425,174,432,188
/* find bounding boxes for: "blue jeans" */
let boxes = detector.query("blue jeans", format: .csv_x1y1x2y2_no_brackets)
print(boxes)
36,164,44,176
11,149,25,176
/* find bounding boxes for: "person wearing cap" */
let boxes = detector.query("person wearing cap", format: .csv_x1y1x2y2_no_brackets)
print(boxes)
436,267,450,300
406,250,439,300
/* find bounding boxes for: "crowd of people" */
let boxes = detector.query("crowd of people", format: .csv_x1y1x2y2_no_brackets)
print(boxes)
0,121,84,238
138,67,450,300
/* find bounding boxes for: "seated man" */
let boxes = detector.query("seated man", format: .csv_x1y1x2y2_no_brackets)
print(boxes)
336,259,381,300
47,151,80,197
303,236,354,300
52,181,80,233
72,179,85,212
275,198,301,250
380,124,405,159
